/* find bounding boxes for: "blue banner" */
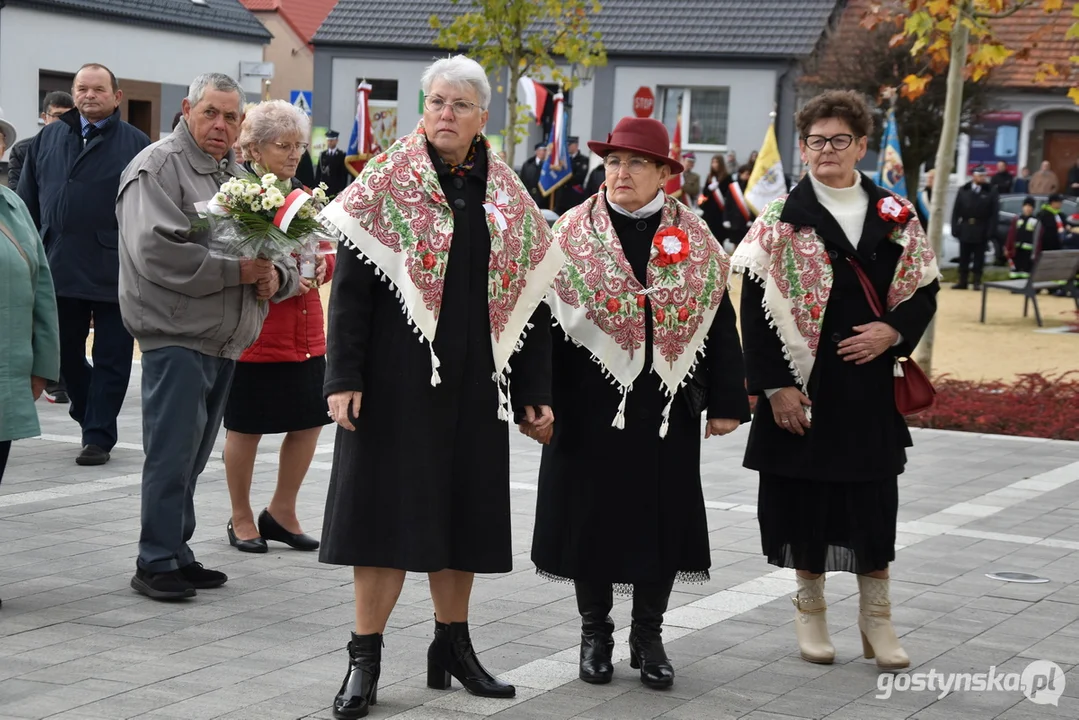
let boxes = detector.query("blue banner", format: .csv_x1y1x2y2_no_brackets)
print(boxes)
539,95,571,197
877,108,907,197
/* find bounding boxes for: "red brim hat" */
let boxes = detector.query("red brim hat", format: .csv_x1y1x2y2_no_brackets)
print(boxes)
587,117,684,175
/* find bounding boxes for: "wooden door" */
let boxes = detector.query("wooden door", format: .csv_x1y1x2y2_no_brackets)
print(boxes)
1044,131,1079,192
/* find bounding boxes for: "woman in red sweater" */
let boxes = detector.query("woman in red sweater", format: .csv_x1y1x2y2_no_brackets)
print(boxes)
223,100,337,553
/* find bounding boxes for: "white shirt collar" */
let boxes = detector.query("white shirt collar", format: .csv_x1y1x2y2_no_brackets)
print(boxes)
605,190,665,219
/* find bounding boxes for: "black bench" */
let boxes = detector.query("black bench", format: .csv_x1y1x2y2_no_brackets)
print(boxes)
979,249,1079,327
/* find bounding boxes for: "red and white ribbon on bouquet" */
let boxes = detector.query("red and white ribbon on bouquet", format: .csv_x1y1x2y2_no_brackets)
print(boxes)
273,188,313,233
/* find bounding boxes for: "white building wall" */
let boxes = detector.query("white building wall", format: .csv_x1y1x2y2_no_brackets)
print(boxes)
0,5,264,158
329,57,432,146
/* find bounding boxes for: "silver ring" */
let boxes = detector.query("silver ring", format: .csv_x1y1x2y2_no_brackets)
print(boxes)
782,419,791,424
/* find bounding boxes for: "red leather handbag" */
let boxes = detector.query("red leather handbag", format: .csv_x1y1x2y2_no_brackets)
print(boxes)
847,258,936,415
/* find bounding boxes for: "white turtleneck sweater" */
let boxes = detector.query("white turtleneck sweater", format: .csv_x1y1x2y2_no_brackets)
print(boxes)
808,171,868,247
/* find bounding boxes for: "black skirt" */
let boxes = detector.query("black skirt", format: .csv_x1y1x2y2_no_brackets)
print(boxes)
757,472,898,575
224,356,331,435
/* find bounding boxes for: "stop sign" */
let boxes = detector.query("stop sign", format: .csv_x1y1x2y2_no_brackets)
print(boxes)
633,87,655,118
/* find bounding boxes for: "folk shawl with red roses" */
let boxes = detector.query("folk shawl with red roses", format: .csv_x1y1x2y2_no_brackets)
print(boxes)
318,120,565,418
547,192,731,436
730,193,939,391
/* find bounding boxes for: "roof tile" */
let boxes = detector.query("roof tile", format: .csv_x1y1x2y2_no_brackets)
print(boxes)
7,0,271,42
314,0,839,57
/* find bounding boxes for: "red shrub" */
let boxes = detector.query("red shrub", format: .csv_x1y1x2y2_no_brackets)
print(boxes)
909,372,1079,440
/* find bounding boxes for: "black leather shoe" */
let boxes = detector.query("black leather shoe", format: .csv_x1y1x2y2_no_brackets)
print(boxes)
130,568,196,601
227,519,267,553
178,561,227,589
576,581,615,684
76,444,110,466
258,509,319,551
333,632,381,719
427,618,515,698
951,283,968,290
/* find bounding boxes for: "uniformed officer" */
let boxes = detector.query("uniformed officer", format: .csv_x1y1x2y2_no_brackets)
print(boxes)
519,142,546,206
555,136,590,214
950,165,999,290
316,129,349,196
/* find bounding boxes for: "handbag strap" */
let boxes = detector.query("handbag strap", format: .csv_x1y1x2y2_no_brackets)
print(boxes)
0,216,32,270
846,257,884,318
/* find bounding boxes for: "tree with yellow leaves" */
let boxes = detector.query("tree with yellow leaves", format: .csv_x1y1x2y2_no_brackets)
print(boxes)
867,0,1076,373
430,0,607,168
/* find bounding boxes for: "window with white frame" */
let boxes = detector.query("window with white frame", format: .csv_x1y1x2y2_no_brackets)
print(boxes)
659,86,731,149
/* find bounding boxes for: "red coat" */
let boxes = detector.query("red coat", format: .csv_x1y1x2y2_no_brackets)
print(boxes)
240,251,336,363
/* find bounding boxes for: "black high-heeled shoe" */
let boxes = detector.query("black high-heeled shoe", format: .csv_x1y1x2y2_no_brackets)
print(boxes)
427,618,515,698
258,509,319,551
333,632,381,719
227,519,267,553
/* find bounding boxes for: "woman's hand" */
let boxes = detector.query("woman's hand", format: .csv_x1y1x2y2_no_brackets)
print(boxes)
519,421,553,445
837,322,899,365
298,277,314,294
328,391,362,431
518,405,554,445
31,376,47,401
316,255,328,285
770,387,812,436
705,418,739,438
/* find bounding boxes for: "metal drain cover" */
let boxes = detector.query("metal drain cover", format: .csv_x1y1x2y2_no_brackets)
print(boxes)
985,572,1050,584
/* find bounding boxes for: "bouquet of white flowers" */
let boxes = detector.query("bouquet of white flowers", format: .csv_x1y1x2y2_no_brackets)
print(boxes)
199,172,331,266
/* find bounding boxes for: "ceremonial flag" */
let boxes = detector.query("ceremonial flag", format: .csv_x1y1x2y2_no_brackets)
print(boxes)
345,81,374,178
744,123,786,214
877,107,907,197
517,76,549,125
664,115,683,199
539,92,572,198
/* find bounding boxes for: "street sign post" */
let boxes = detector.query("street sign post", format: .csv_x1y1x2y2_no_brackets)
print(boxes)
290,90,313,116
633,87,655,118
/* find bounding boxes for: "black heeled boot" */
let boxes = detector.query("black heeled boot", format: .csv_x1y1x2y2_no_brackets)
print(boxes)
628,578,675,689
575,580,615,684
427,618,516,698
333,632,381,719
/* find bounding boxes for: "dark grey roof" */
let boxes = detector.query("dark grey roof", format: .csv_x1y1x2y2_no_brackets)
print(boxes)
5,0,272,42
314,0,839,58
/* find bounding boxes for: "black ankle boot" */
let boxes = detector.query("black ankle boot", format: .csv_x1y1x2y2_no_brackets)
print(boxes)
629,579,675,689
333,632,381,719
427,618,516,698
575,581,615,684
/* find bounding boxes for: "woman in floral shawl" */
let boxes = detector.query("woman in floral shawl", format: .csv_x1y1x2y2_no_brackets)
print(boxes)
316,56,564,719
526,117,750,690
731,90,939,672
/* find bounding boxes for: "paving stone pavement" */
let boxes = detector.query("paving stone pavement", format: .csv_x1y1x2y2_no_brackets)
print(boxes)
2,363,1079,719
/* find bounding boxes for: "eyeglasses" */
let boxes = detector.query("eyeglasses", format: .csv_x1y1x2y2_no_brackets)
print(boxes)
803,134,858,151
271,141,309,153
424,96,483,116
603,156,659,174
45,110,68,119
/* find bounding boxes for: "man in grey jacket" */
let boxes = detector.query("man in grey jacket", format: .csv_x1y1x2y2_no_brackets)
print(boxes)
117,73,298,601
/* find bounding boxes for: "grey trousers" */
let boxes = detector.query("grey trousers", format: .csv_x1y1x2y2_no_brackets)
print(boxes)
137,347,236,573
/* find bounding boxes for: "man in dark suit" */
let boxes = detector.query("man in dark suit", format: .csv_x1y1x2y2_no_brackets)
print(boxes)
555,136,590,214
519,142,546,205
316,129,349,196
17,63,150,466
950,165,999,291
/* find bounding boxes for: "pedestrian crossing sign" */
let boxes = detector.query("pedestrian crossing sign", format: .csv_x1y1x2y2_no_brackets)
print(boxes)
290,90,313,116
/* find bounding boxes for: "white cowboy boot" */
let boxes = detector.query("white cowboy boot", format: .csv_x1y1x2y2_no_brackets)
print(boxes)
857,575,910,670
792,574,835,664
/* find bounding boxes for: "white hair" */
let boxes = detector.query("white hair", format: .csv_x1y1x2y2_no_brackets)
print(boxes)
239,100,310,152
187,73,246,110
421,55,491,110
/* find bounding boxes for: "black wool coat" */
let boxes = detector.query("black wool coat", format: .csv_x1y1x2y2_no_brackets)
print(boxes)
319,142,552,573
740,174,939,483
531,202,751,586
951,182,999,245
